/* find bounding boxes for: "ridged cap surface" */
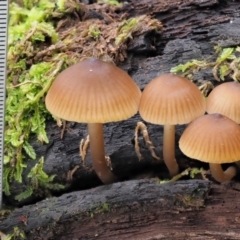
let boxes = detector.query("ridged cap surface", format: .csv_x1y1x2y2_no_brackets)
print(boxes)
139,73,206,125
207,81,240,123
179,113,240,163
46,58,141,123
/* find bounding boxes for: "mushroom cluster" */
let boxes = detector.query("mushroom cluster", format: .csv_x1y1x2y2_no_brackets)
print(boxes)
45,56,240,185
179,81,240,183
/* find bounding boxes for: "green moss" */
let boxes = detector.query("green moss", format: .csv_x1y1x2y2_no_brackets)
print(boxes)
88,25,101,39
15,157,65,201
5,0,79,195
89,203,110,217
115,18,139,45
2,227,26,240
98,0,122,6
170,60,209,74
171,46,240,82
57,0,67,11
156,167,206,184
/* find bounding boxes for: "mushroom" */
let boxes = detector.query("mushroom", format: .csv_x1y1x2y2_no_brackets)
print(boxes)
179,113,240,183
139,73,206,177
206,81,240,123
206,81,240,169
45,58,141,184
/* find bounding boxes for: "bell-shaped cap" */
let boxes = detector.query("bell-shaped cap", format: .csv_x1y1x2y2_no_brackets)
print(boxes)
179,113,240,163
46,58,141,123
207,81,240,124
139,73,206,125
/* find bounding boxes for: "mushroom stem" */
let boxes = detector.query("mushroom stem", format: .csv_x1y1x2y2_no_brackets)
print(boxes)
88,123,118,184
163,124,179,177
209,163,237,183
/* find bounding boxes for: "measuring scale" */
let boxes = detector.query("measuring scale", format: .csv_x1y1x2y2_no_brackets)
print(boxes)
0,0,8,208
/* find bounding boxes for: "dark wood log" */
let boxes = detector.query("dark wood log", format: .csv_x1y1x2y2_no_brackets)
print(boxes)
0,180,209,239
2,179,240,239
6,0,240,205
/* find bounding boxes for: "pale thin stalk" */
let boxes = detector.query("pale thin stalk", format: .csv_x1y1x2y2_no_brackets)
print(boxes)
88,123,117,184
163,124,179,177
210,163,236,183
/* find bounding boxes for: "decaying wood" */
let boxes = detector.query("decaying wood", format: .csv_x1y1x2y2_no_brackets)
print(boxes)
121,0,240,42
6,0,240,205
2,179,240,239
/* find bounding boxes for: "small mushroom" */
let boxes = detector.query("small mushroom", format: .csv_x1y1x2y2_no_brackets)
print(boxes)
139,73,205,177
207,81,240,123
206,81,240,169
46,58,141,184
179,113,240,183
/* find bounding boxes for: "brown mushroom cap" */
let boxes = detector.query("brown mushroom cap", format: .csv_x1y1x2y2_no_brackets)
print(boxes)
46,58,141,123
139,73,206,125
179,113,240,163
206,81,240,124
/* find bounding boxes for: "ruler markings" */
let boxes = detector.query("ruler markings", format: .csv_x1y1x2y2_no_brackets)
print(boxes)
0,0,8,209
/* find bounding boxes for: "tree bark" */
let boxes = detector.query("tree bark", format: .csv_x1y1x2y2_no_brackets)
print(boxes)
2,179,240,239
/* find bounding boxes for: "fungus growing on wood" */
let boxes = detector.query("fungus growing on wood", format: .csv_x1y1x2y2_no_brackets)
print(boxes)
45,58,141,184
179,113,240,183
139,73,206,177
206,81,240,123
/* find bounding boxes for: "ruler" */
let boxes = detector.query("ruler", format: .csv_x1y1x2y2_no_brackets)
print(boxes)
0,0,8,209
